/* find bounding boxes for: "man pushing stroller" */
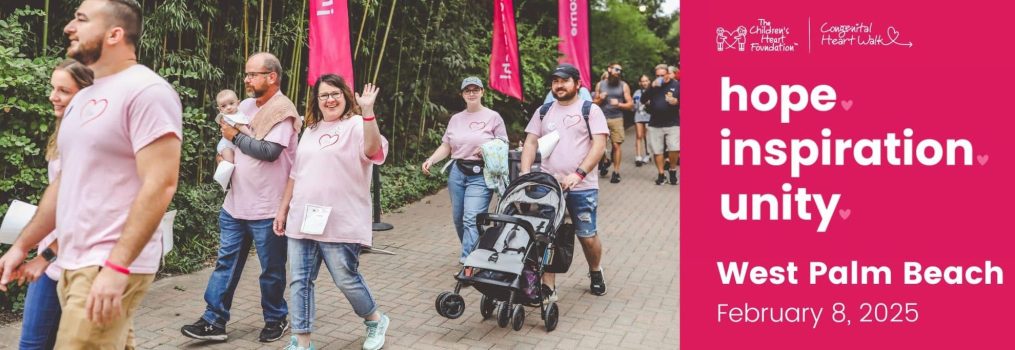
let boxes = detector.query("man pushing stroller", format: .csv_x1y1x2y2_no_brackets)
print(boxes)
520,63,609,299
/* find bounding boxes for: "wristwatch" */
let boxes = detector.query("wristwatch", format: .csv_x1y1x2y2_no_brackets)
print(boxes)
40,248,57,263
575,167,588,178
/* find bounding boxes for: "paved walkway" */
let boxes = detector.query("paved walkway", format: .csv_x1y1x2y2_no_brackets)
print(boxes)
0,127,679,349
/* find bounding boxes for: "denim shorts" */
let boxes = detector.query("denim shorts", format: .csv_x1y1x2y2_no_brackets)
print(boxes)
566,189,599,238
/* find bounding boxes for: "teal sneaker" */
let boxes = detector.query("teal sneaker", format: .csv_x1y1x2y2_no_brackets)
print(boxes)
362,314,390,350
283,335,315,350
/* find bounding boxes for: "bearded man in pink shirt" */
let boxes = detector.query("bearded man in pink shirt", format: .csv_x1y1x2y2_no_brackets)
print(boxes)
181,52,301,343
521,64,609,300
0,1,182,348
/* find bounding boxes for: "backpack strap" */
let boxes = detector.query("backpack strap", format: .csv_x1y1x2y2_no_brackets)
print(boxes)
538,101,554,120
581,100,593,140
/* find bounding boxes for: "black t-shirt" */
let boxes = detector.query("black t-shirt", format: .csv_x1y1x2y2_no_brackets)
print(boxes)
645,79,680,127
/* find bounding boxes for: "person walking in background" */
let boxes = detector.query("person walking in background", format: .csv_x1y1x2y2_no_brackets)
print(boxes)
644,64,680,185
593,62,633,183
632,74,653,166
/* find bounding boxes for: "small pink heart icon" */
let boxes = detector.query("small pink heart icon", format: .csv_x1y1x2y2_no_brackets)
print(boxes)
977,155,989,165
80,98,109,126
840,100,853,111
839,209,851,220
563,115,582,128
319,133,339,149
469,121,487,131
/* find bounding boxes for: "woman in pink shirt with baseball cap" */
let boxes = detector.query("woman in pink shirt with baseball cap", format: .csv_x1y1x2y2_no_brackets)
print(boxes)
273,74,389,350
421,77,508,264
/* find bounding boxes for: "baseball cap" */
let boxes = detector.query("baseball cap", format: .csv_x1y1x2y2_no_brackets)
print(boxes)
550,63,581,81
461,76,483,90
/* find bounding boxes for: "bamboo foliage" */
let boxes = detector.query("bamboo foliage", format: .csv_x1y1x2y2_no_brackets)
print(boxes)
4,0,671,164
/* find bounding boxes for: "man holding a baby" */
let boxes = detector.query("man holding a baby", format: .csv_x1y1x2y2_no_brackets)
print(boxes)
181,52,301,344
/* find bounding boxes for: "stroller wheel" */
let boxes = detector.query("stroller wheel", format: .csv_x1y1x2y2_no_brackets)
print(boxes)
543,302,559,332
436,292,465,319
511,304,525,331
480,295,496,319
435,291,450,316
497,302,511,328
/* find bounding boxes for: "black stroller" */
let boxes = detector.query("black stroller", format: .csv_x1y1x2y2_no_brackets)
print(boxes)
434,172,574,332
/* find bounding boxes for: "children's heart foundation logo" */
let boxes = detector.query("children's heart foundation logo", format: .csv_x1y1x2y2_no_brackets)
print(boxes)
469,121,487,131
563,115,582,128
319,133,339,149
79,98,109,126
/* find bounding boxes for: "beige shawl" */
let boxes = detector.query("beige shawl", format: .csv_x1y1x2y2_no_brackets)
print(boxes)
249,93,302,140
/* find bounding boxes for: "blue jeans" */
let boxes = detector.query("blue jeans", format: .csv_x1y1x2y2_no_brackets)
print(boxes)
566,189,599,238
201,209,288,328
288,238,377,333
447,164,493,262
20,275,60,350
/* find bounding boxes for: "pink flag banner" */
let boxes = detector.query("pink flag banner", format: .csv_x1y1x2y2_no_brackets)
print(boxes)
557,0,591,89
490,0,524,100
308,0,354,86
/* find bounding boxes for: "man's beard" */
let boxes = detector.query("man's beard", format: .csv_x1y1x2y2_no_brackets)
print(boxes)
247,85,266,98
608,75,621,86
68,38,102,65
554,87,578,101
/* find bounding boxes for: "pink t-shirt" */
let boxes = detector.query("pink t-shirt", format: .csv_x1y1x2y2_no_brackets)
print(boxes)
442,107,508,160
39,159,60,280
222,92,299,220
524,101,609,191
286,116,388,245
56,64,183,274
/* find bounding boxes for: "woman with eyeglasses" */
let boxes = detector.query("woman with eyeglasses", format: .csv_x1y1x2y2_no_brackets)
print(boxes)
421,77,508,264
273,74,390,350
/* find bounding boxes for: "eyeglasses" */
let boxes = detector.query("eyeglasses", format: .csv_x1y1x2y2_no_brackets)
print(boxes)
463,89,483,95
244,71,272,79
318,91,343,100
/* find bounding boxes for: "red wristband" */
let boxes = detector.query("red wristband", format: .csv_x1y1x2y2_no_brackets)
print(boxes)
575,172,586,181
104,260,130,275
362,115,376,121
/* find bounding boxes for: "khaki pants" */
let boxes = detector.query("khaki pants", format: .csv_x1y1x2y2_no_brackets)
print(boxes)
607,118,625,144
56,267,154,349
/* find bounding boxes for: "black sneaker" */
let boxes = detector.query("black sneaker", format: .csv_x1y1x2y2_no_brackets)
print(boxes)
610,172,621,183
599,159,610,177
635,159,644,167
655,174,666,185
669,171,678,185
258,319,290,342
589,270,607,296
181,318,227,342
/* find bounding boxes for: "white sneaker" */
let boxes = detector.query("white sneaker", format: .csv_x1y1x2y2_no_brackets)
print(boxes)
362,313,389,350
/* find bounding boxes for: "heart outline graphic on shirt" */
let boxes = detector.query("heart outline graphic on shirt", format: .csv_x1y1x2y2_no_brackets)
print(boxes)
469,121,487,131
563,114,582,128
80,98,109,126
319,133,339,149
